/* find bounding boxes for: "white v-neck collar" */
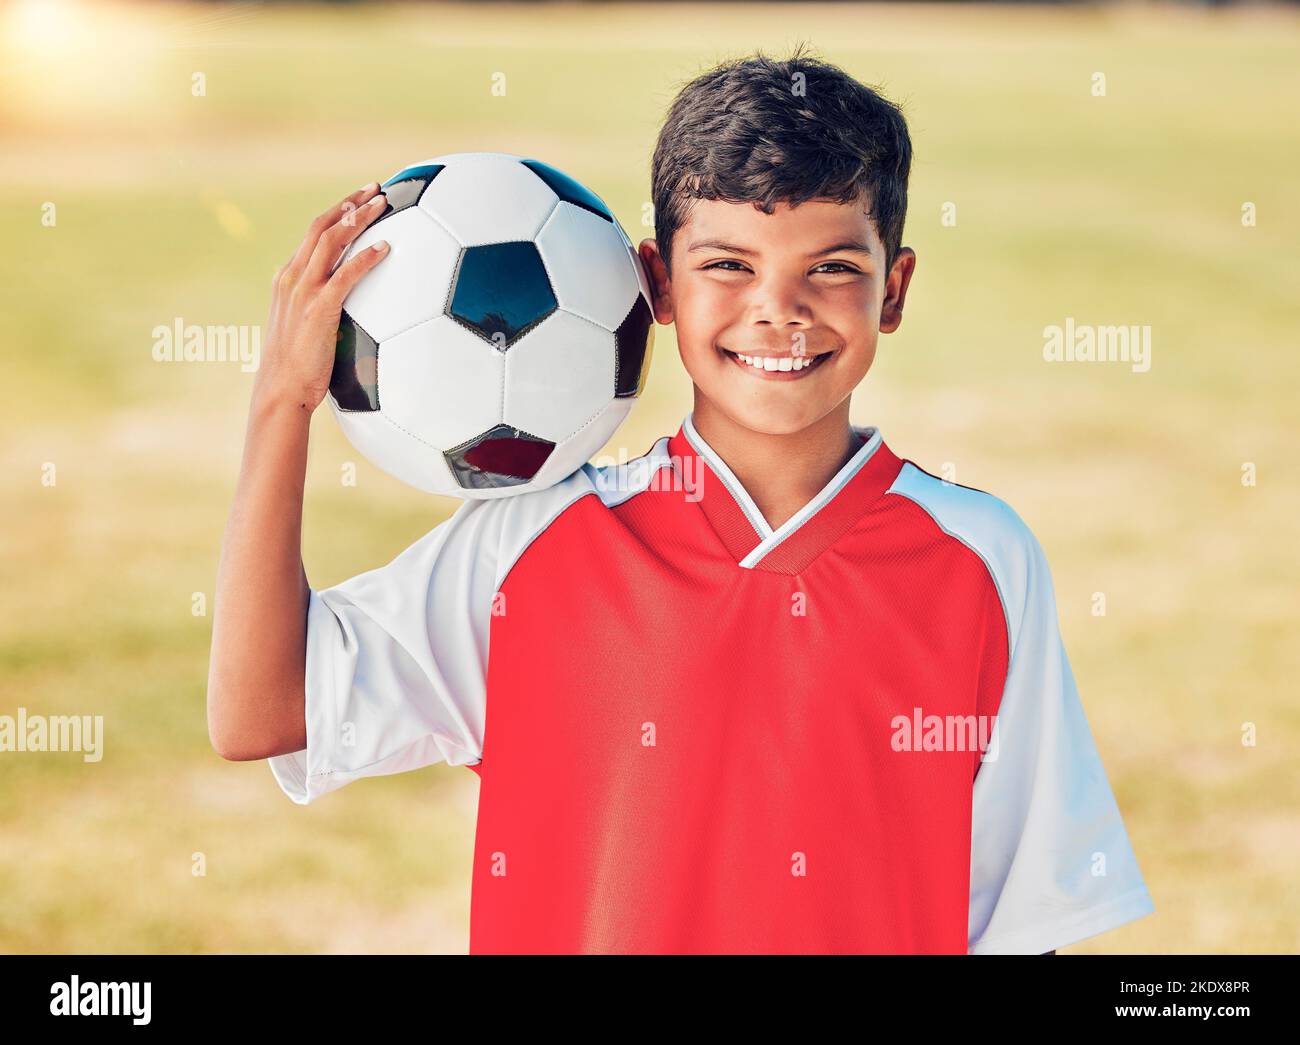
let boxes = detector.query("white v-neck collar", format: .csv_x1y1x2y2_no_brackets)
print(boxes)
681,410,885,569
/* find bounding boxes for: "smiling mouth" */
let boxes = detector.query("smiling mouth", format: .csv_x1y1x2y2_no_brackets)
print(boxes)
720,347,836,375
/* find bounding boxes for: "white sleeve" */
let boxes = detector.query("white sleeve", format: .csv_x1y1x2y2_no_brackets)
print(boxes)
967,524,1155,954
268,497,501,805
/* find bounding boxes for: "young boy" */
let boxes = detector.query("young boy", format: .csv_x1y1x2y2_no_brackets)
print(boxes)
208,49,1154,955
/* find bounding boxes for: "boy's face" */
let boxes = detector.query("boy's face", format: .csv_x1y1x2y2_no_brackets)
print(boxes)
639,196,915,436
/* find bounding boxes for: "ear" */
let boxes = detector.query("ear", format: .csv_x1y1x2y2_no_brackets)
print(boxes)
879,246,916,334
638,239,675,326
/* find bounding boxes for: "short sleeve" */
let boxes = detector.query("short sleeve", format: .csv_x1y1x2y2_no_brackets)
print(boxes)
967,525,1154,954
268,497,501,805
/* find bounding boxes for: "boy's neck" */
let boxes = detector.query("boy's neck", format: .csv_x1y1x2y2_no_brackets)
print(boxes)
690,398,864,533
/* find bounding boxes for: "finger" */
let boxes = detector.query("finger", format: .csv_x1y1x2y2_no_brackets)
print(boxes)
283,182,382,281
322,239,390,307
304,192,387,286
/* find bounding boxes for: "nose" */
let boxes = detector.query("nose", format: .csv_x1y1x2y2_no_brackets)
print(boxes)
747,273,812,334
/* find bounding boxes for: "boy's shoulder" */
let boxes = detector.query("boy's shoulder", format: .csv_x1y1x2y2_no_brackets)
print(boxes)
885,458,1054,644
888,457,1040,556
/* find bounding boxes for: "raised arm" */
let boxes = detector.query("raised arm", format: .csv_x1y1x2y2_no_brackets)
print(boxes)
206,183,390,761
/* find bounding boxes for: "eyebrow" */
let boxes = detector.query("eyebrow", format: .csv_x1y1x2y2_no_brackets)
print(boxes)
686,238,874,258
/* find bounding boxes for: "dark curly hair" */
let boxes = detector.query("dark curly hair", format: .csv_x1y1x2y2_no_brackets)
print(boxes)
651,43,912,277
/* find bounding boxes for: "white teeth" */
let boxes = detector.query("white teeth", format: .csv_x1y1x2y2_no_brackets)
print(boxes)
733,352,821,372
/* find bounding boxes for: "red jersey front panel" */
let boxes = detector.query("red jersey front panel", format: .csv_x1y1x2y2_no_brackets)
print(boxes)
470,423,1007,953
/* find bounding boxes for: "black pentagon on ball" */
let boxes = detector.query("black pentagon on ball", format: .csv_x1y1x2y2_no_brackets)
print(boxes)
614,296,655,398
520,159,613,223
375,163,445,223
445,423,556,490
447,242,557,348
330,311,380,411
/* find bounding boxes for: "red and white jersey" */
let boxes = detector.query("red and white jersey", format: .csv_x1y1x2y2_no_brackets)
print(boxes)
270,411,1154,954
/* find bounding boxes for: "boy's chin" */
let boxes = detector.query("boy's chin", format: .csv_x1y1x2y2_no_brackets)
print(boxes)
697,389,838,438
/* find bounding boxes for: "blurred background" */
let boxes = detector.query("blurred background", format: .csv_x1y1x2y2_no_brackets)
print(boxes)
1,0,1297,953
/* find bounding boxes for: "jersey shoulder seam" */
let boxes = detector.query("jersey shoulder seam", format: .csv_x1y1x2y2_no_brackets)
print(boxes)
884,460,1037,660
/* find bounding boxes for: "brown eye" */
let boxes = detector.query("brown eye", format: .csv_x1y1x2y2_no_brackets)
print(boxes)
703,260,747,271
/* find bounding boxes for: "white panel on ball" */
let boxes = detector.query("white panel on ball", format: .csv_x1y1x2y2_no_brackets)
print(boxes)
418,153,560,246
339,208,460,343
535,202,642,332
502,311,617,442
377,315,504,451
330,404,458,495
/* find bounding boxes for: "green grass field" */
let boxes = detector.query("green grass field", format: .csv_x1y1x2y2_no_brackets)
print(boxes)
1,0,1297,953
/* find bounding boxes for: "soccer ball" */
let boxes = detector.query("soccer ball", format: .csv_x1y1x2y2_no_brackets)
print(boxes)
327,152,655,498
